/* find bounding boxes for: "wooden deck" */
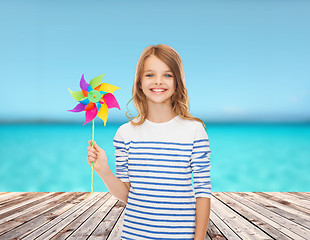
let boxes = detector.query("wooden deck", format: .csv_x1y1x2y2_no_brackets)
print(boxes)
0,192,309,240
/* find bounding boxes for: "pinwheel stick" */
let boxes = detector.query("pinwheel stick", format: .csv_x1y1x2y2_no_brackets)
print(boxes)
91,119,95,195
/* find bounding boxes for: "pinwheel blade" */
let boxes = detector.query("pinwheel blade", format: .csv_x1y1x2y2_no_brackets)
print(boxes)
87,84,93,92
67,103,86,112
96,102,101,112
79,74,89,91
81,89,89,97
90,74,105,90
97,103,109,126
83,105,97,125
102,93,121,110
85,102,95,111
68,88,84,101
80,97,89,105
99,83,120,94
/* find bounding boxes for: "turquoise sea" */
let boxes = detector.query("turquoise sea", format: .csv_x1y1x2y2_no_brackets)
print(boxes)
0,122,309,192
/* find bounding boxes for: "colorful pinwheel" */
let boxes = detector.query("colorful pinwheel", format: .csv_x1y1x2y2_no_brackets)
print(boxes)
67,74,121,126
67,73,121,195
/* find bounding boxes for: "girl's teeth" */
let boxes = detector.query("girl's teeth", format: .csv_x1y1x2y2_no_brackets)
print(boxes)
152,89,166,92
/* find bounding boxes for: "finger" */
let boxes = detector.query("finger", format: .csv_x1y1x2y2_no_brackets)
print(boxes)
90,141,99,153
93,141,100,152
87,146,93,153
87,156,96,163
88,152,97,158
87,146,97,154
88,159,95,166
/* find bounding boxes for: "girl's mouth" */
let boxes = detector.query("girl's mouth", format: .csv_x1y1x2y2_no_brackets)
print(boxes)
150,88,167,94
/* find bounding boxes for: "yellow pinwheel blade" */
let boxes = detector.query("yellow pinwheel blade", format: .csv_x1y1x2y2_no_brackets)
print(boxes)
97,103,109,126
99,83,120,94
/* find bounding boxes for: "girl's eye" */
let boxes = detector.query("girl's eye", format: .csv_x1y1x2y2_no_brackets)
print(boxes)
145,74,173,78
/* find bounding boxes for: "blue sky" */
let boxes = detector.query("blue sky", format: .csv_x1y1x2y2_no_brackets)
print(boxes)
0,0,309,123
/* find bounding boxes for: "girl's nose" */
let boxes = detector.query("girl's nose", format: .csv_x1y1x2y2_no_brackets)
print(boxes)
154,76,163,84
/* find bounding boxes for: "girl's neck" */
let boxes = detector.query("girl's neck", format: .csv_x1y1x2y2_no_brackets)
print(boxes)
146,102,177,123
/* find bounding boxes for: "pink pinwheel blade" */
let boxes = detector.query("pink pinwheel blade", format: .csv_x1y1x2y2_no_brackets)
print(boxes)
102,93,121,110
83,105,98,125
80,74,89,91
67,103,86,112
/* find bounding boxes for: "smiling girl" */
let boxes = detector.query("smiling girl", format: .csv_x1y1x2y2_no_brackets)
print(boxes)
87,44,212,240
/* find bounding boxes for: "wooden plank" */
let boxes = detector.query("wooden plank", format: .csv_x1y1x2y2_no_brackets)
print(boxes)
230,192,309,239
88,197,125,240
206,216,227,240
247,192,310,228
106,202,126,240
205,232,212,240
208,209,239,239
22,192,92,240
49,192,111,240
0,192,47,209
287,192,310,200
275,192,310,211
0,192,309,240
0,192,33,203
0,192,66,234
260,192,310,216
0,192,54,218
212,193,271,239
68,195,120,239
223,192,299,240
295,192,310,197
0,192,82,239
31,192,104,240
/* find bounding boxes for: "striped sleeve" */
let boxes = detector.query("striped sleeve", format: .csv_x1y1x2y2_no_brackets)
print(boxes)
190,123,212,198
113,127,130,182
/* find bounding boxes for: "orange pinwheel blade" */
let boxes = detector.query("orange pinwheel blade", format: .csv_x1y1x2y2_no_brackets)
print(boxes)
84,102,95,111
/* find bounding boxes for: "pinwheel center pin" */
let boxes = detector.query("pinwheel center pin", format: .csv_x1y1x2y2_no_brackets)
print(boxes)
88,90,101,103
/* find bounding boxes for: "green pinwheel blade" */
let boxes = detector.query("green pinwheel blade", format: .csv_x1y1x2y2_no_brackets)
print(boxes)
68,88,85,101
90,74,106,89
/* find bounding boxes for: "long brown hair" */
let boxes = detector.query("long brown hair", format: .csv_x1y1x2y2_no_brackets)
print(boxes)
126,44,206,129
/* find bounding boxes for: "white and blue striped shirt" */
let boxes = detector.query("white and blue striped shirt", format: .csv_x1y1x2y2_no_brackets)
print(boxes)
113,115,211,240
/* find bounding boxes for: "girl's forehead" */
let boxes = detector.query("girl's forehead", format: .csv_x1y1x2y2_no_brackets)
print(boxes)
143,55,171,71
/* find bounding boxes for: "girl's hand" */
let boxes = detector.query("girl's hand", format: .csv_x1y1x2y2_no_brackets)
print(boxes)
86,140,108,173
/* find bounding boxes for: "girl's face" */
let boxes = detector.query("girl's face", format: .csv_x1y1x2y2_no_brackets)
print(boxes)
140,55,176,105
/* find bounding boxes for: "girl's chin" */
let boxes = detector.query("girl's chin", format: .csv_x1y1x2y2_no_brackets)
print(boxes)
147,95,173,104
